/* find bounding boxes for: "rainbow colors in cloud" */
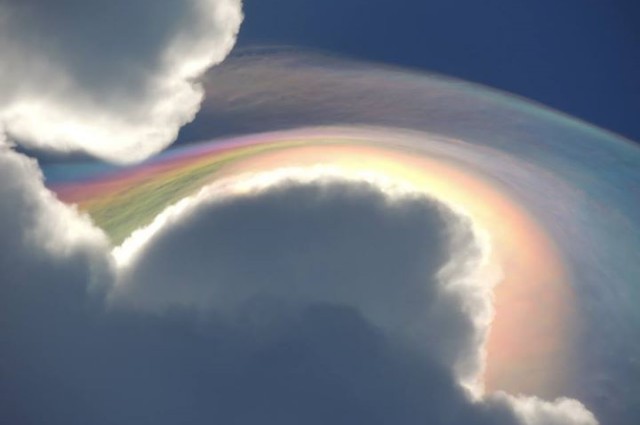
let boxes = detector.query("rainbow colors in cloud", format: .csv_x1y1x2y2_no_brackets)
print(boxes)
47,126,575,399
43,51,640,423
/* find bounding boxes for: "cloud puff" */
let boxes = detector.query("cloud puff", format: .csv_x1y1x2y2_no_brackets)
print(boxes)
110,168,497,391
0,0,242,162
113,179,467,352
0,143,110,273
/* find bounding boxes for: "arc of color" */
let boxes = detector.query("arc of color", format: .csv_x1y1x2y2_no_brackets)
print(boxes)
47,126,574,400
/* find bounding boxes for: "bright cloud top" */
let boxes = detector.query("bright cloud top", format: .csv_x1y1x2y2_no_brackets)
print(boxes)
0,0,243,162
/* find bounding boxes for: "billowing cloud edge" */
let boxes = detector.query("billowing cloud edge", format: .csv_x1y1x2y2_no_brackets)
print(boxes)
0,0,243,163
110,165,499,392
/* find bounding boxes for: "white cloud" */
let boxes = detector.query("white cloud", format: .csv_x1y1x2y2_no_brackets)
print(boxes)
489,393,598,425
0,0,243,162
0,144,110,266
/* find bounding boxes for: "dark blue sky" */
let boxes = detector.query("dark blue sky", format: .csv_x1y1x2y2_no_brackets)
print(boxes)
237,0,640,142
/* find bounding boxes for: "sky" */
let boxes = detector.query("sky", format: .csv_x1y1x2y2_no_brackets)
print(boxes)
238,0,640,142
0,1,639,425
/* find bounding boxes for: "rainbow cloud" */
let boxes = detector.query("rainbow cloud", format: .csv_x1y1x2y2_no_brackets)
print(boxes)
38,51,640,424
48,127,572,397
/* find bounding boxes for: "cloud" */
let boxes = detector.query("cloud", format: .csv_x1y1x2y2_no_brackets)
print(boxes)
113,178,464,343
505,396,600,425
0,0,243,162
0,143,110,273
0,146,597,424
110,167,499,392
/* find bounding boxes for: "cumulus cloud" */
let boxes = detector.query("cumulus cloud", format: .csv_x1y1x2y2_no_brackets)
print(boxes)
110,168,498,392
0,143,110,275
0,146,597,424
0,0,243,162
